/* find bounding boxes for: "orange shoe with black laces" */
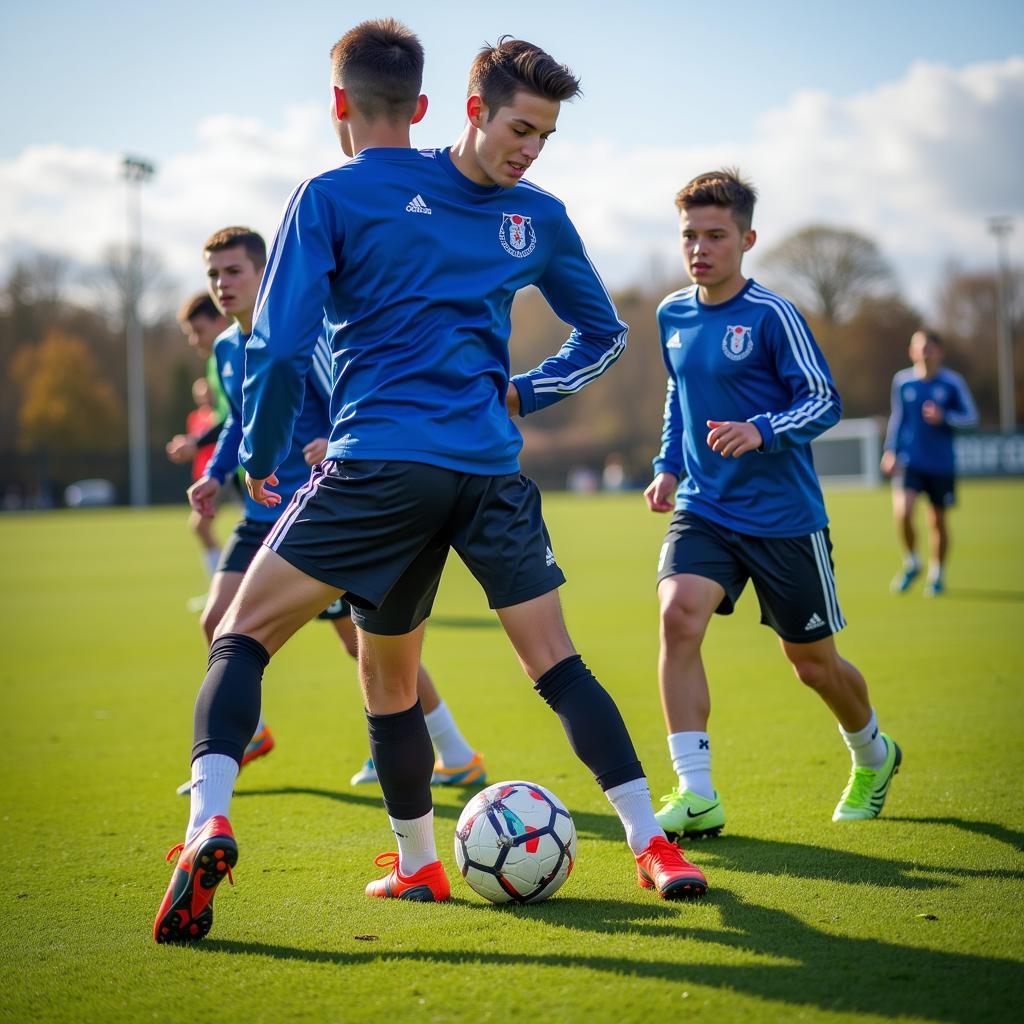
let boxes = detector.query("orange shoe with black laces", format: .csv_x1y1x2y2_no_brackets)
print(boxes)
635,835,708,900
364,852,451,902
153,815,237,944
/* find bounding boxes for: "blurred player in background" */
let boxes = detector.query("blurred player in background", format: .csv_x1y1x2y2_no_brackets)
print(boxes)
166,294,230,585
645,168,901,842
882,329,978,597
172,225,481,796
153,20,706,947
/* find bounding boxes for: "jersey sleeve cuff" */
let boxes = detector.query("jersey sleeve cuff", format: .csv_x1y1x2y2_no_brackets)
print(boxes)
510,374,535,417
749,415,774,453
652,458,681,478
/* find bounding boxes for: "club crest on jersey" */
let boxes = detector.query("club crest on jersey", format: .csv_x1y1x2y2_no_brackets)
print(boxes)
499,213,536,258
722,325,754,361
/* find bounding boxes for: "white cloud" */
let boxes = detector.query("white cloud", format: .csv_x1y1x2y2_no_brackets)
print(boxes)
1,57,1021,314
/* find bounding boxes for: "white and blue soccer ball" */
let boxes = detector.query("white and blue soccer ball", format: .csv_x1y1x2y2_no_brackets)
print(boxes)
454,780,576,904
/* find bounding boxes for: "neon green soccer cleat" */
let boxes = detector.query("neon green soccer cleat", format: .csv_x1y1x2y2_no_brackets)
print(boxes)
655,787,725,840
832,733,902,821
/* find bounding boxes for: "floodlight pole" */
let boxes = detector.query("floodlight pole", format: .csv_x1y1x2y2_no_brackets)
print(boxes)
987,216,1016,435
123,156,156,506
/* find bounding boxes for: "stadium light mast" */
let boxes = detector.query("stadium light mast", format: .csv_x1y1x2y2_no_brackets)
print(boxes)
987,215,1016,435
122,155,156,506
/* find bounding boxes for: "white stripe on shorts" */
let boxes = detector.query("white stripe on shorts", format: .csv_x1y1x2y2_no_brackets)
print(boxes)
264,467,323,552
810,530,845,633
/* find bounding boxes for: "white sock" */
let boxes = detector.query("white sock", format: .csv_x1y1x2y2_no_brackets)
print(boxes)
904,552,920,571
839,709,887,767
423,701,475,767
389,810,437,875
927,564,942,584
187,754,238,842
203,548,222,577
667,731,715,799
605,777,663,855
253,715,266,735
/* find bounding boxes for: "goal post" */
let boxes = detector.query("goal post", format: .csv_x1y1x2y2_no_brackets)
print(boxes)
810,417,882,487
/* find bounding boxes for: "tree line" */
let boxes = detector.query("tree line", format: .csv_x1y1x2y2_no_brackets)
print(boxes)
0,227,1019,503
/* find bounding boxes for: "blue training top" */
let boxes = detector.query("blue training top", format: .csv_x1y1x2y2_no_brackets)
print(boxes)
653,279,841,537
883,366,978,476
206,321,333,522
240,147,627,479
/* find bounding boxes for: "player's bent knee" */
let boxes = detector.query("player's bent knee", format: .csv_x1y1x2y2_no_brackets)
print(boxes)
789,656,834,692
660,599,708,649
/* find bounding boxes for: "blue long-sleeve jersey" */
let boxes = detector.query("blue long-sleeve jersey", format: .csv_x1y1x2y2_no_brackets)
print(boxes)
653,280,841,537
883,366,978,475
206,322,332,522
241,147,627,479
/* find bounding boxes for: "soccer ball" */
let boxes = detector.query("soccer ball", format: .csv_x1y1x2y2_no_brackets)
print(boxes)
454,780,576,904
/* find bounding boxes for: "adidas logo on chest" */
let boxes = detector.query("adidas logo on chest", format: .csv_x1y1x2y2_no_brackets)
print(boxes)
405,194,432,215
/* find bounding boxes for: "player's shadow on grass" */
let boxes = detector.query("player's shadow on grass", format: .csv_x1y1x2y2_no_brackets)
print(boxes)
942,586,1024,603
698,833,1020,887
233,787,625,841
886,815,1024,855
200,887,1020,1022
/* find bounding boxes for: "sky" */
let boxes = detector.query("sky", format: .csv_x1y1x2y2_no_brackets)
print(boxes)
1,0,1022,314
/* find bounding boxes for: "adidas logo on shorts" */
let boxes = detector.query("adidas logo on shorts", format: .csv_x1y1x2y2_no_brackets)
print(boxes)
545,545,556,567
405,194,432,215
804,612,825,631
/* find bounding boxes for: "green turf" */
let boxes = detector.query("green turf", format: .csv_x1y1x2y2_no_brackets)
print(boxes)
2,482,1022,1023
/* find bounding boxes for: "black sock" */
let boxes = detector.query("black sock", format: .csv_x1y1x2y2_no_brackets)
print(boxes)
367,700,434,820
192,633,270,765
534,654,643,791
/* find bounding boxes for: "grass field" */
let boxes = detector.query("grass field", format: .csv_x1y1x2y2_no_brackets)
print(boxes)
2,481,1022,1023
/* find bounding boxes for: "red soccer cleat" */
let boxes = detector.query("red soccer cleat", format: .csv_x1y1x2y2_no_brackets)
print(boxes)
364,852,451,902
241,725,275,768
635,835,708,900
153,815,237,944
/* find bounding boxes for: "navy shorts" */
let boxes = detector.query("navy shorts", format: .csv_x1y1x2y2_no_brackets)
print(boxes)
264,460,566,635
897,466,956,509
656,510,846,643
218,517,349,620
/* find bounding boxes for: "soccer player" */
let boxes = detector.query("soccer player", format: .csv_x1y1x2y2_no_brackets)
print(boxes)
166,294,230,582
153,20,705,945
645,169,902,843
175,225,482,794
882,329,978,597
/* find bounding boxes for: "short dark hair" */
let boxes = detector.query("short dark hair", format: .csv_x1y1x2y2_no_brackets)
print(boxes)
468,37,581,118
203,227,267,271
330,18,424,123
913,328,944,348
177,292,222,324
675,168,758,233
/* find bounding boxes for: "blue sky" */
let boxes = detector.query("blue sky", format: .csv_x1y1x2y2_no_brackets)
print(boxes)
1,0,1021,310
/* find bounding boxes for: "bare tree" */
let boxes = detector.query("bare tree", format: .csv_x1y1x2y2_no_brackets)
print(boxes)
86,243,176,327
759,225,895,324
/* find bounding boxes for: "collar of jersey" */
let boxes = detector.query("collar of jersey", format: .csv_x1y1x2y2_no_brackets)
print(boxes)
436,147,504,198
694,278,756,311
350,147,426,162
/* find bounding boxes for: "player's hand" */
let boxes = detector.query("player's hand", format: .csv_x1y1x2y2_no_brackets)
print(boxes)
187,475,221,517
707,420,763,457
247,472,282,508
880,451,898,477
506,382,521,418
922,400,944,425
644,472,678,512
303,437,328,465
165,434,197,464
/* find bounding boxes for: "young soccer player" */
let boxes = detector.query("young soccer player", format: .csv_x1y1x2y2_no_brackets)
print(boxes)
153,20,705,945
645,169,901,842
882,329,978,597
174,226,482,795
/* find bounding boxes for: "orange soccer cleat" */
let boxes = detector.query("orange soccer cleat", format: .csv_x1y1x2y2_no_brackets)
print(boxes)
364,852,451,902
635,835,708,900
153,815,237,944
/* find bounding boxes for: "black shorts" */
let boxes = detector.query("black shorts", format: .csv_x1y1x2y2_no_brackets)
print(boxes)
656,510,845,643
264,460,566,635
219,517,350,621
897,466,956,509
